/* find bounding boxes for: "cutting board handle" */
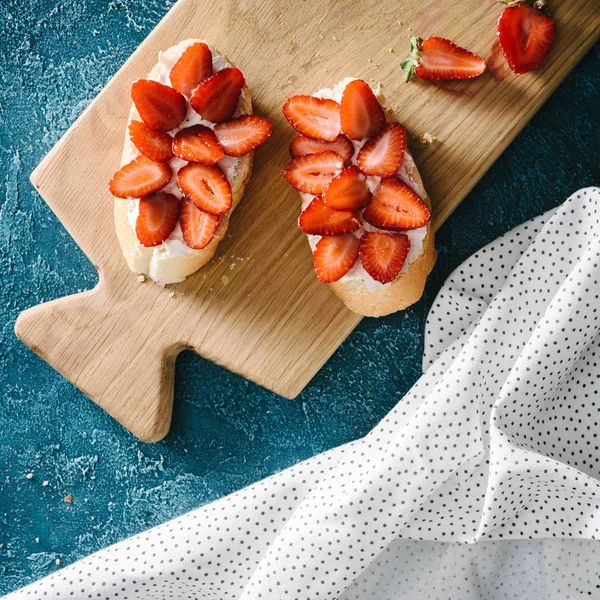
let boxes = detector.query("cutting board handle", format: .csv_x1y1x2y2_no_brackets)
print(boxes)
14,282,180,442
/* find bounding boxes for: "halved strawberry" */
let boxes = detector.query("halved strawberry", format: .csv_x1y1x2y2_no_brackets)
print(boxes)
357,123,406,176
289,135,354,162
135,192,180,247
169,42,212,96
340,79,386,141
313,235,360,283
282,95,341,142
323,166,371,211
283,151,344,195
363,178,431,231
214,115,272,157
109,155,172,199
172,125,225,164
179,195,221,250
190,67,245,123
298,196,361,236
131,79,187,132
359,231,411,284
497,3,556,75
400,36,486,82
129,120,173,163
177,163,232,215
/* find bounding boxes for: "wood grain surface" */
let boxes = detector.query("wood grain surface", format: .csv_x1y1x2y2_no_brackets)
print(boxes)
15,0,600,441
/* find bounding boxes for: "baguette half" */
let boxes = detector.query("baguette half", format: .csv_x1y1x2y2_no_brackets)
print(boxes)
113,39,253,285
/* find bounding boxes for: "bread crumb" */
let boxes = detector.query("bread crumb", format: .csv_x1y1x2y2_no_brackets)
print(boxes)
25,472,34,480
108,501,115,507
55,558,61,565
221,275,229,285
42,480,49,487
389,47,394,53
168,290,176,298
137,274,146,283
368,58,372,63
229,263,237,270
318,34,324,40
332,35,338,41
63,494,73,504
420,132,436,145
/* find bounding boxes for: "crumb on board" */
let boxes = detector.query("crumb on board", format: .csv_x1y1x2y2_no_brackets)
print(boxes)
63,494,73,504
168,290,175,299
42,480,49,487
137,274,146,283
55,558,60,565
25,472,33,479
420,132,437,145
221,275,229,285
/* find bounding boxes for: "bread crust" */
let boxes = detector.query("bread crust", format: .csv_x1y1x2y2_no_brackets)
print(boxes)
113,40,253,285
307,89,436,317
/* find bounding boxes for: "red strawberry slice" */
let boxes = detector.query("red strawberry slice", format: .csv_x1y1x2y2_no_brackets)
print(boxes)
129,120,173,163
190,67,245,123
172,125,225,164
214,115,272,157
283,151,344,195
357,123,406,176
169,42,212,96
313,235,360,283
400,36,486,82
363,178,431,231
340,79,386,141
179,195,221,250
323,165,371,211
359,231,411,284
298,196,361,236
289,134,354,162
282,95,341,142
135,192,180,247
109,155,172,199
131,79,187,132
177,163,232,215
497,4,556,75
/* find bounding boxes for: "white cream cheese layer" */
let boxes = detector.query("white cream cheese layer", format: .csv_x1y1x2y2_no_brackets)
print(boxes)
125,40,245,284
305,77,428,292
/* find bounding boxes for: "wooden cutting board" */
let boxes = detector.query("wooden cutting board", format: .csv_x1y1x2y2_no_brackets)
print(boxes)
15,0,599,442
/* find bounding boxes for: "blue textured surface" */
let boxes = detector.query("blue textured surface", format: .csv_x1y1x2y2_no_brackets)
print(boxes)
0,0,598,595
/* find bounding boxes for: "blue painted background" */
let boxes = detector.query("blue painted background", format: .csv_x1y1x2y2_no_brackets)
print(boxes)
0,0,598,595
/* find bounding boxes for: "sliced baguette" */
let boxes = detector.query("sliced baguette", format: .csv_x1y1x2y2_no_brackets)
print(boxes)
113,39,253,285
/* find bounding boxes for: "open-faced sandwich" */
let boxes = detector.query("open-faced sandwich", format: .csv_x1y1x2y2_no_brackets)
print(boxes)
282,78,436,317
109,39,271,285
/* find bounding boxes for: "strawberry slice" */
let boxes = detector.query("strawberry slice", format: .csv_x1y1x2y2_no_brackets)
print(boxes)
109,155,172,199
169,42,212,96
313,235,360,283
400,36,486,82
214,115,272,157
359,231,411,284
282,95,341,142
283,151,344,195
289,135,354,162
357,123,406,176
340,79,386,141
179,195,221,250
190,67,245,123
497,3,556,75
129,120,173,163
131,79,187,132
363,178,431,231
323,166,371,211
172,125,225,164
135,192,180,247
298,196,361,236
177,163,232,215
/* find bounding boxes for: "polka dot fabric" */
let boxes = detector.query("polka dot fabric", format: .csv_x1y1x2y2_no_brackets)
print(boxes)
5,187,600,599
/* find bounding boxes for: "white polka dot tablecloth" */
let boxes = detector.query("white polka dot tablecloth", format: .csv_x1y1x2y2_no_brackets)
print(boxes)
6,187,600,599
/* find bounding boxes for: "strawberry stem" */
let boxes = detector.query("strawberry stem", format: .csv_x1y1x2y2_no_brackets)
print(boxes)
399,37,423,82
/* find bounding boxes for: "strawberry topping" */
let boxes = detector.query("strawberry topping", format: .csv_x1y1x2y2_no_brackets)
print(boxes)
172,125,225,164
177,163,232,216
109,155,172,199
363,178,431,231
179,195,221,250
170,42,213,96
323,165,371,212
129,120,174,163
283,151,344,195
359,231,411,284
340,79,386,141
313,235,360,283
190,67,245,123
131,79,187,132
289,134,354,162
214,115,272,157
282,95,341,142
298,196,361,236
357,123,406,176
135,192,180,247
